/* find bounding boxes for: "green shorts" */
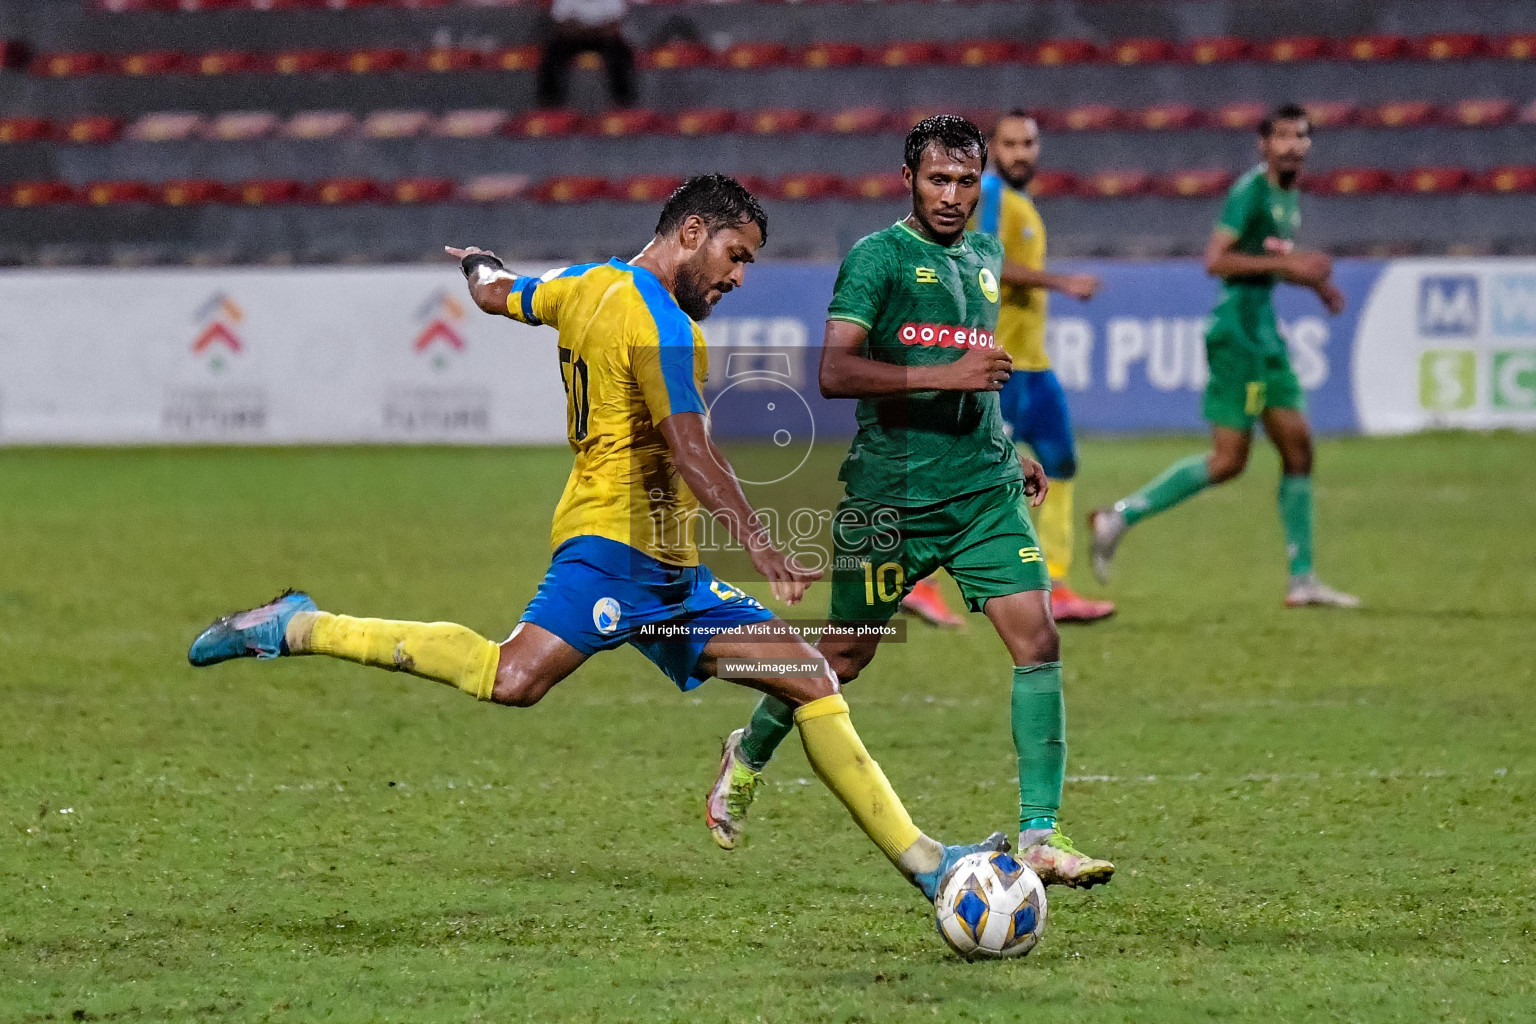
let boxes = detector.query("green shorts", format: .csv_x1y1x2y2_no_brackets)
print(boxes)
828,481,1050,624
1202,319,1304,431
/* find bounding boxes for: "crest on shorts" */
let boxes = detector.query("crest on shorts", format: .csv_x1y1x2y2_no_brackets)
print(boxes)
592,597,622,634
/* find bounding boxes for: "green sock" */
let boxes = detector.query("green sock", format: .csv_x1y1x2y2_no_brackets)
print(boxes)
1013,662,1066,832
1278,474,1314,577
1114,453,1211,527
739,694,796,771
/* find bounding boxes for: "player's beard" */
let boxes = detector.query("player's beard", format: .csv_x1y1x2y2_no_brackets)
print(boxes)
1276,167,1300,189
674,252,721,321
1000,163,1035,192
909,187,967,246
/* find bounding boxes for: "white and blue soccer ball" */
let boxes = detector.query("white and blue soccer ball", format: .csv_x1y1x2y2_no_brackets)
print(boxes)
933,850,1047,959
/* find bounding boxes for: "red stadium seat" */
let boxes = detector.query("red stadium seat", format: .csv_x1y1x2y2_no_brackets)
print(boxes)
870,41,941,67
594,109,662,137
84,180,156,205
0,39,29,70
0,117,54,143
491,46,542,72
1400,167,1471,194
161,179,228,206
1410,33,1487,61
1256,36,1330,63
536,175,610,203
1449,98,1516,127
847,172,906,200
282,110,357,140
236,178,308,205
673,109,736,136
1182,37,1249,65
34,52,110,77
1308,168,1395,195
1359,100,1437,129
125,112,207,142
506,110,583,138
816,107,888,135
894,107,996,134
61,116,123,144
800,42,863,68
771,173,843,201
273,50,340,74
1028,39,1098,65
1341,34,1409,61
1490,33,1536,60
1157,169,1236,198
1479,166,1536,193
316,177,381,204
613,175,686,203
1080,170,1153,198
642,41,711,71
119,50,184,75
419,47,483,73
460,174,531,202
9,182,77,206
193,50,267,75
1521,100,1536,125
1303,101,1357,128
392,177,455,204
203,111,279,141
361,109,432,139
1131,104,1202,131
948,40,1022,67
1212,102,1267,131
721,42,789,70
345,48,409,74
1108,38,1176,65
1057,105,1122,132
432,109,509,138
745,109,812,135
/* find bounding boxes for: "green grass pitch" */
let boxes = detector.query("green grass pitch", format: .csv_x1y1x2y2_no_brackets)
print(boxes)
3,434,1534,1023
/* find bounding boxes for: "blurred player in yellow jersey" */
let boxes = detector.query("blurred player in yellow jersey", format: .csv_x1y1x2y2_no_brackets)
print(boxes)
904,109,1114,625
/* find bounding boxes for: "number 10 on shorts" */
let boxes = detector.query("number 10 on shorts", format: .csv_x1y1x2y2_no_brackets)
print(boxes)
863,561,905,605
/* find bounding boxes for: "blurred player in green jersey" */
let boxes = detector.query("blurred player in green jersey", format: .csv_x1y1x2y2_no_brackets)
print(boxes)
1090,103,1360,608
707,117,1114,888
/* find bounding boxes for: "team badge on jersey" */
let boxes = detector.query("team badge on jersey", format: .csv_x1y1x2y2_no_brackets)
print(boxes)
592,597,622,634
979,268,1000,303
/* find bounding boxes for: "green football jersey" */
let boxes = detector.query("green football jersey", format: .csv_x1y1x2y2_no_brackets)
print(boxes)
826,220,1020,506
1211,164,1301,349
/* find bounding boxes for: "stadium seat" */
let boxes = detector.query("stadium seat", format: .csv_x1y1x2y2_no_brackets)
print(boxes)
1490,33,1536,60
870,42,941,67
1256,36,1330,63
1182,37,1250,65
745,109,812,135
9,182,77,206
1028,39,1098,65
0,39,28,70
800,42,863,68
673,109,737,136
274,50,340,74
1360,100,1436,129
84,180,156,205
193,50,267,75
125,112,206,142
62,116,123,144
281,110,357,141
1303,101,1357,128
506,110,583,138
119,50,184,76
316,177,381,204
459,173,531,203
1157,169,1236,198
721,42,789,70
419,47,483,73
1479,166,1536,193
491,46,542,72
0,117,54,143
1411,33,1488,60
642,41,711,71
1056,105,1122,132
34,51,110,77
203,111,280,141
1212,101,1267,131
816,107,888,135
613,175,685,203
1132,104,1203,131
392,177,455,204
1450,99,1516,127
162,179,228,205
847,172,906,200
1401,166,1471,194
1521,100,1536,125
948,40,1023,67
594,109,662,137
345,48,410,74
1080,170,1153,198
1109,38,1176,65
535,175,609,203
1341,34,1409,61
360,109,432,139
431,109,507,139
770,173,843,201
236,178,309,204
1308,168,1395,195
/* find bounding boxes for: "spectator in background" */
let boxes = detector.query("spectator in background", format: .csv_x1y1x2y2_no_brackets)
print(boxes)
536,0,637,108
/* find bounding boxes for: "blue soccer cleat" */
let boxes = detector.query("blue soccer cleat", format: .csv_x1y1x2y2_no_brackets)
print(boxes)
187,589,316,667
913,831,1012,902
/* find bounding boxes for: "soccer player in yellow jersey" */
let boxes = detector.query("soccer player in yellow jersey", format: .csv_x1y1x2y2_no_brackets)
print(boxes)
186,175,1007,904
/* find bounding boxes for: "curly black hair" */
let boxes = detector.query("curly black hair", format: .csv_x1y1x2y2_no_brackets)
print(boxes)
903,115,988,173
655,174,768,244
1259,102,1311,137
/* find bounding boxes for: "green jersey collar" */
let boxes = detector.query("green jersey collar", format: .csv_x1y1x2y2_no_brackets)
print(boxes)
895,218,970,256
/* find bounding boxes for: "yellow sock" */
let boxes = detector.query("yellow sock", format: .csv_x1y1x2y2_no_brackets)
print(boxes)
1036,478,1074,583
794,694,932,869
286,611,499,701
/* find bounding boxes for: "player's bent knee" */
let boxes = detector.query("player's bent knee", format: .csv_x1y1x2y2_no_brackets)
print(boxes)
1207,453,1248,484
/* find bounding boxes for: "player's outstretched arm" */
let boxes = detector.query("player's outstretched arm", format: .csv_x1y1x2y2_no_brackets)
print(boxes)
818,319,1013,397
1203,228,1331,287
445,245,518,317
658,411,822,605
999,262,1100,301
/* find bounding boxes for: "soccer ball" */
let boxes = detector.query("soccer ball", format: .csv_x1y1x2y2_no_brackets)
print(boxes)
933,850,1047,959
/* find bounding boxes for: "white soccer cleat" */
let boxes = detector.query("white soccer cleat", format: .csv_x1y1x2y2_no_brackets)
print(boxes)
705,728,761,850
1087,507,1127,585
1285,573,1362,609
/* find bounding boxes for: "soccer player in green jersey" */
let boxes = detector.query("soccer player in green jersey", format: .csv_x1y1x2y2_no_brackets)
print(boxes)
706,117,1114,888
1089,103,1360,608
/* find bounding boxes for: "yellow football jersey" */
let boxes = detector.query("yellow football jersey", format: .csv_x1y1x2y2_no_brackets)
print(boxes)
973,172,1051,371
507,259,710,566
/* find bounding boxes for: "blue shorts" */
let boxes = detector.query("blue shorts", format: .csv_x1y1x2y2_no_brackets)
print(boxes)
998,369,1078,480
519,535,775,691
